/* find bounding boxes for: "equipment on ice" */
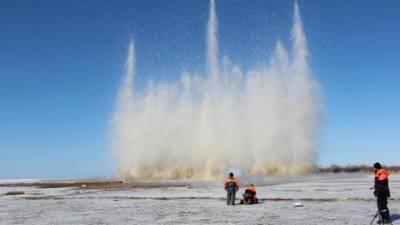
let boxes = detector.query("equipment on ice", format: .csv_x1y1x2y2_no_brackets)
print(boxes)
370,208,393,225
293,202,303,207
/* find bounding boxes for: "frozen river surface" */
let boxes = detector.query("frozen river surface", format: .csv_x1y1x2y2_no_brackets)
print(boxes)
0,174,399,225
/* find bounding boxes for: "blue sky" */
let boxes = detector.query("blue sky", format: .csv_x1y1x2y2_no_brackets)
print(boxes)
0,0,399,179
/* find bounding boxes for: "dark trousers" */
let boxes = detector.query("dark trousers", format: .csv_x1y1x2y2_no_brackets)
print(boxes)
227,192,236,205
377,196,390,221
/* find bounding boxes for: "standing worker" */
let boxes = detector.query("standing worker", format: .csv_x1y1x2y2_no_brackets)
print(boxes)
224,172,240,205
373,162,391,224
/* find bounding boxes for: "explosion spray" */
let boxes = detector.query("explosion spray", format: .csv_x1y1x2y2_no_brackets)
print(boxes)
111,1,322,179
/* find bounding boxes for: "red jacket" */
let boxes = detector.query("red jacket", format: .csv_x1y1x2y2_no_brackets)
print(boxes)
374,168,390,198
375,168,389,181
224,177,240,192
246,185,256,193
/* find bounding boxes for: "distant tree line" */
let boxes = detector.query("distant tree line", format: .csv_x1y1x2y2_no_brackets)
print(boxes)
318,165,400,173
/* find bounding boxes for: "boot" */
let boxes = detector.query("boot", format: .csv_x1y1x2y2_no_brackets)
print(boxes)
381,209,390,224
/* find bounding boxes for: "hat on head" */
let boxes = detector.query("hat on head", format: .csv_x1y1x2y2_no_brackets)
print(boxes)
373,162,382,169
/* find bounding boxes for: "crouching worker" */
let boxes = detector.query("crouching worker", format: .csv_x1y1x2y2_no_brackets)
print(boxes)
224,172,240,205
241,184,258,205
373,162,391,224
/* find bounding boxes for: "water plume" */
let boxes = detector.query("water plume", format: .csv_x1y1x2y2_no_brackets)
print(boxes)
207,0,219,86
111,1,322,179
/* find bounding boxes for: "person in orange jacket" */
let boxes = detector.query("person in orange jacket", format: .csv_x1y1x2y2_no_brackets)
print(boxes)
242,184,258,204
224,172,240,205
373,162,391,224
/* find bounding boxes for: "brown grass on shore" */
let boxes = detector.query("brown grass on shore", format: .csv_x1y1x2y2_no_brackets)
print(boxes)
318,165,400,174
1,165,399,190
0,180,189,189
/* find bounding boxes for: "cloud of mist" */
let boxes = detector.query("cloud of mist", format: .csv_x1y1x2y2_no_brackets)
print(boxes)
110,1,322,179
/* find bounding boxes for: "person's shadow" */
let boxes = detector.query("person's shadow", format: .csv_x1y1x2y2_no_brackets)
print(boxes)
391,213,400,222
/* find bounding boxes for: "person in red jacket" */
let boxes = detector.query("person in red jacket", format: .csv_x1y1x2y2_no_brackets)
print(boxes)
224,172,240,205
242,184,258,204
373,162,391,224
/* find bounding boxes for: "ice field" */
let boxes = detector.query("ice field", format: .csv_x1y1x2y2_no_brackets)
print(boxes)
1,174,399,224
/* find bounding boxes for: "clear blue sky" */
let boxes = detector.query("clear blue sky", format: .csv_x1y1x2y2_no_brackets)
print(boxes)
0,0,399,179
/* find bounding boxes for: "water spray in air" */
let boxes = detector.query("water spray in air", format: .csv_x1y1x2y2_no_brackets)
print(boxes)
111,1,321,179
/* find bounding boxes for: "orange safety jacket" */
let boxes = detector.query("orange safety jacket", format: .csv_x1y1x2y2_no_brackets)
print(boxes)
374,168,390,198
246,185,256,193
224,177,240,191
375,168,389,181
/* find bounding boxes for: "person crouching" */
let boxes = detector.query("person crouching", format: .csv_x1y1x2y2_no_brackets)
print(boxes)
242,184,258,204
224,172,240,205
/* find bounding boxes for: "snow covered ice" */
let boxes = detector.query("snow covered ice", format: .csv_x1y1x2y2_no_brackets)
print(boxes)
1,174,399,224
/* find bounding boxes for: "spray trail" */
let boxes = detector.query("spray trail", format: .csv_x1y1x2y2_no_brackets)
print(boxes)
111,1,322,179
207,0,219,86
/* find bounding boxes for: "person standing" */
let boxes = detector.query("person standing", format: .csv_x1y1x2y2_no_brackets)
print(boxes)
224,172,240,205
373,162,391,224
